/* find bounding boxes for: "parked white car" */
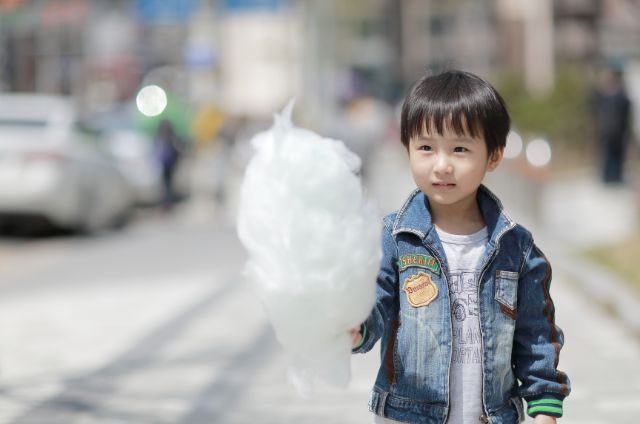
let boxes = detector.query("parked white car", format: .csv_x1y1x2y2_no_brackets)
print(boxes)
0,94,134,233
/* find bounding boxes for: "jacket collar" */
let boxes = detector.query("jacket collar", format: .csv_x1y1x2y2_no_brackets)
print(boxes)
391,185,516,247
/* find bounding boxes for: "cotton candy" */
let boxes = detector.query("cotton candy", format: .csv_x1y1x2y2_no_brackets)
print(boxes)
236,101,381,395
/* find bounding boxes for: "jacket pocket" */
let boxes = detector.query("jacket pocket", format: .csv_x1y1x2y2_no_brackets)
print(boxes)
495,270,518,318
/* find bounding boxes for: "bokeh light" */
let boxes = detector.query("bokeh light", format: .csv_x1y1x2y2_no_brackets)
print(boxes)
525,138,552,167
136,85,167,117
504,131,523,159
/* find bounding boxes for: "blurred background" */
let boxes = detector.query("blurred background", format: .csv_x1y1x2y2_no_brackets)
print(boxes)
0,0,639,423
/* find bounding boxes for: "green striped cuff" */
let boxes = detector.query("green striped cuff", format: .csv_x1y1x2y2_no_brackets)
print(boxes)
527,398,563,418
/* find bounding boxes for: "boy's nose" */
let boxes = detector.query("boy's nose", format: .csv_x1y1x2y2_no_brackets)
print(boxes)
434,155,453,174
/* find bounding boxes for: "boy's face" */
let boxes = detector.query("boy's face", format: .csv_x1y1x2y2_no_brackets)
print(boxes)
408,123,502,208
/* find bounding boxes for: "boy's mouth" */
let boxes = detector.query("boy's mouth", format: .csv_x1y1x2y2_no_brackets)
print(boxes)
432,182,456,188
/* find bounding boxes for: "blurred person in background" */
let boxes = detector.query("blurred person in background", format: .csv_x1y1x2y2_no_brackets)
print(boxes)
154,119,183,210
590,67,632,184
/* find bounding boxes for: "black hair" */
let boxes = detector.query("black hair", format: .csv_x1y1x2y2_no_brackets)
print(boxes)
400,70,510,157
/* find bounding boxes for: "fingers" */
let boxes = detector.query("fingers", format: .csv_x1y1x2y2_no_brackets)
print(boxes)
349,326,363,347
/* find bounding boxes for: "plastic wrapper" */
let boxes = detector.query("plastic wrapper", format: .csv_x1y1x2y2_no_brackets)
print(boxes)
236,101,381,395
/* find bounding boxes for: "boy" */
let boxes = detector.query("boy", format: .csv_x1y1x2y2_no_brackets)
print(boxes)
350,70,570,424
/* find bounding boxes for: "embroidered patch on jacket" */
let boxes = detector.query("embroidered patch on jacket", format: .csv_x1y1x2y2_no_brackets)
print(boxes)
403,272,438,307
397,254,440,275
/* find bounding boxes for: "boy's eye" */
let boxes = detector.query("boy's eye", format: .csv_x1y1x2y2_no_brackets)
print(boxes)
453,146,469,153
418,145,432,151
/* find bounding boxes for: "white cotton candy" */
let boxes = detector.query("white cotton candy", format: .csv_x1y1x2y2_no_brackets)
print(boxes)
236,101,381,394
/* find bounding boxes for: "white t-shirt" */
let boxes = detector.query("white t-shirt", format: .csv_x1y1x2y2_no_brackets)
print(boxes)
438,226,488,424
374,226,488,424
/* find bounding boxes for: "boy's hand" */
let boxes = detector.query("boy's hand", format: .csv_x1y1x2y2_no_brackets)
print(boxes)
349,326,363,348
533,415,557,424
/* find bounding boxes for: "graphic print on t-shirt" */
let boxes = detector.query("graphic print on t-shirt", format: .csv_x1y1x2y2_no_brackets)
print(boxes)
449,270,481,365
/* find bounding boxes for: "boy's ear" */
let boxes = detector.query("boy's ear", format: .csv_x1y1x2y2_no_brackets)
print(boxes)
487,147,504,172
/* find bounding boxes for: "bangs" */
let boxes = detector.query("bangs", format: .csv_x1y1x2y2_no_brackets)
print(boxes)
408,108,482,141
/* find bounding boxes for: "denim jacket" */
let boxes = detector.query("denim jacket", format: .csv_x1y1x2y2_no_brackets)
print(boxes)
353,185,570,424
